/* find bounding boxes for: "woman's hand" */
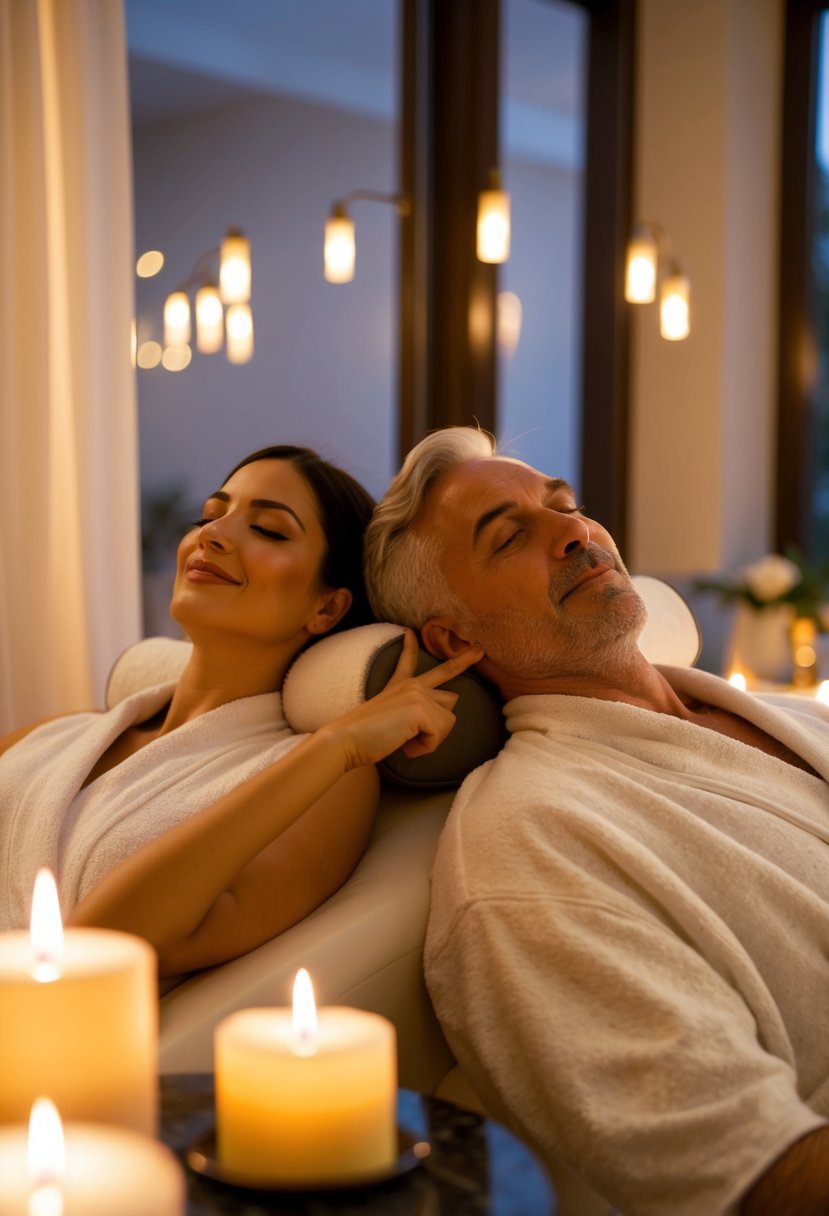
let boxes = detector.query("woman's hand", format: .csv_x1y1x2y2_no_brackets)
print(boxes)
321,630,484,771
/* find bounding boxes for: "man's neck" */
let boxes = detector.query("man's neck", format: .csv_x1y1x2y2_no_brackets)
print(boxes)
493,650,696,718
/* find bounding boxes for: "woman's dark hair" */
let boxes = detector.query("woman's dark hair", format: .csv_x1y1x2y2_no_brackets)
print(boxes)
225,445,377,636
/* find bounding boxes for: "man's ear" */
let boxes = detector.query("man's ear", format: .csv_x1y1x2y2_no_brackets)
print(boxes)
420,617,478,661
309,587,352,635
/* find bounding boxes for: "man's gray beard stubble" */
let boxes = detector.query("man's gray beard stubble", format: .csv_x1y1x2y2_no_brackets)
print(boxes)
469,574,649,683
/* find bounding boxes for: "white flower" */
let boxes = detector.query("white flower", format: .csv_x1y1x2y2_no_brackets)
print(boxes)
741,554,801,602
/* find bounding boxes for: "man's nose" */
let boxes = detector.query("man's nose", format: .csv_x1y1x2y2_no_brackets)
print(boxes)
544,509,590,559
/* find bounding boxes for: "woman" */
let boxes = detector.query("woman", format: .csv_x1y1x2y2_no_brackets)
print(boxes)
0,445,481,977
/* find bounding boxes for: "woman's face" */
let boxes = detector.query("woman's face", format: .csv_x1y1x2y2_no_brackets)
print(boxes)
170,459,344,651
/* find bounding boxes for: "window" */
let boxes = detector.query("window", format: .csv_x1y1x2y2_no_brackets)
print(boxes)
777,0,829,557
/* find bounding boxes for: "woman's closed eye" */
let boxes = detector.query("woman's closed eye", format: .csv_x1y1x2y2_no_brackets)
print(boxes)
251,524,288,541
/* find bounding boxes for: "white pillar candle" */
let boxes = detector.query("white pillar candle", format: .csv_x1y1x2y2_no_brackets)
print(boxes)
0,1100,184,1216
0,871,157,1134
215,970,397,1184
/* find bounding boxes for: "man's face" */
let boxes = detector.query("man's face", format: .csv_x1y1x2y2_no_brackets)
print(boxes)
416,457,646,686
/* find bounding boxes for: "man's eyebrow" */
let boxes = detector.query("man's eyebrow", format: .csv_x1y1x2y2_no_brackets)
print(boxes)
205,491,306,532
472,477,575,547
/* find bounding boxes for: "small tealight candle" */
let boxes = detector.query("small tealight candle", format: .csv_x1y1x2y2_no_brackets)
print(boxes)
215,969,397,1184
0,870,156,1133
0,1098,185,1216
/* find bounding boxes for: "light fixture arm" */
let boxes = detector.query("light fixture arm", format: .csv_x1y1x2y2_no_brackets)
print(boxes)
172,246,221,294
333,190,412,218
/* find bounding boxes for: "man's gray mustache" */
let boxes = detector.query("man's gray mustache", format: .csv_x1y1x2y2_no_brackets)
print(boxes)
552,543,625,603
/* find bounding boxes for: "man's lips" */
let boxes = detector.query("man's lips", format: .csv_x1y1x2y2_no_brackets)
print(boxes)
559,563,614,602
186,560,240,585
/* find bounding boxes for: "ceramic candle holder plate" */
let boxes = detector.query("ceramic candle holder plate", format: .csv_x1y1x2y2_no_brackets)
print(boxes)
185,1125,430,1193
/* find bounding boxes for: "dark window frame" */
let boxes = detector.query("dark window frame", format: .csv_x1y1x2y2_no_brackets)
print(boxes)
399,0,635,547
776,0,826,553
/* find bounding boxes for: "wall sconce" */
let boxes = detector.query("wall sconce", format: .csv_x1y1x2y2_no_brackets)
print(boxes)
477,168,511,264
323,191,411,283
625,221,690,341
149,227,253,369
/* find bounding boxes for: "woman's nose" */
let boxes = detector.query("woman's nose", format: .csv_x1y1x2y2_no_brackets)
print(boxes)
198,518,233,551
545,509,590,559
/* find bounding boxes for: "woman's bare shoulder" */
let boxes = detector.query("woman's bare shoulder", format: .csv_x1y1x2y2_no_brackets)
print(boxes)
0,711,99,760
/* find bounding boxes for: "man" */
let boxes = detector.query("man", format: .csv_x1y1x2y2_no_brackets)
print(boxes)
363,427,829,1216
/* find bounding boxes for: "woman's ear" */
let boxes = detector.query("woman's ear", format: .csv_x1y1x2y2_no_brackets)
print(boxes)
420,617,478,661
309,587,352,635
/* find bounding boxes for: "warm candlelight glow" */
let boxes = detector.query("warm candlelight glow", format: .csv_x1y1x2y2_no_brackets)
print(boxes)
292,968,319,1056
0,1104,185,1215
215,984,397,1184
817,680,829,704
728,671,747,691
28,1098,65,1181
30,870,63,984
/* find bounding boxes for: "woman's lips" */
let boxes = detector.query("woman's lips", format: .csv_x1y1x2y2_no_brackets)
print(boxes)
186,561,240,585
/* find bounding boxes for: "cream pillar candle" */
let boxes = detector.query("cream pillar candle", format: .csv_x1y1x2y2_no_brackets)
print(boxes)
215,970,397,1184
0,1099,185,1216
0,871,156,1134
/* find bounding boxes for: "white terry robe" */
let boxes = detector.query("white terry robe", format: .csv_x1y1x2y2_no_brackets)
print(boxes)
0,682,299,930
426,665,829,1216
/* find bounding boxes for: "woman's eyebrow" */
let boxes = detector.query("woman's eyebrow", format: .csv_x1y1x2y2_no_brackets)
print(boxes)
205,491,306,532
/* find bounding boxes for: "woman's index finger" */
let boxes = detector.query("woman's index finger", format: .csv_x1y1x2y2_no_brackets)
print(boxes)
416,644,484,689
386,629,421,684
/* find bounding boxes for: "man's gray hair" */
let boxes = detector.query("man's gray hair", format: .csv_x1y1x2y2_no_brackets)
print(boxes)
364,426,496,626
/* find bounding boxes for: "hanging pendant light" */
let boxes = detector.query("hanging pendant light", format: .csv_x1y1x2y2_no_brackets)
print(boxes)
476,168,511,264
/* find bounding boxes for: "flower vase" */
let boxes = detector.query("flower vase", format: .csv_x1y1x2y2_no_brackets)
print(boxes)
725,602,795,686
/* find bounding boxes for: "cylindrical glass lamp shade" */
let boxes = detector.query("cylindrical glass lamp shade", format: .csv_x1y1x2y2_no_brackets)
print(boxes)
226,303,254,364
324,214,356,283
195,284,224,354
477,178,511,264
219,229,251,304
625,227,658,303
660,271,691,340
163,291,191,346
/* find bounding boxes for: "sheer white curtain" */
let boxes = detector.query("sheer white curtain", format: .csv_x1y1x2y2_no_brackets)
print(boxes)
0,0,140,733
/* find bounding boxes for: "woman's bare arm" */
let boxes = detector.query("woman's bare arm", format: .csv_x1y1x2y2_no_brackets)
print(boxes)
68,636,482,972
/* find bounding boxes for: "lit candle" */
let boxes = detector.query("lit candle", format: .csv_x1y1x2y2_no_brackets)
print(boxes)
728,671,748,691
0,1098,184,1216
0,870,157,1134
215,969,397,1184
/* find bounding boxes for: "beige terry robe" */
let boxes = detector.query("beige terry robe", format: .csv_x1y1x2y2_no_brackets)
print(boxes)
0,682,299,929
426,665,829,1216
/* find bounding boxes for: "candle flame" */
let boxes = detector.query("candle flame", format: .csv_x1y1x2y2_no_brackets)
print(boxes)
728,671,747,691
292,968,318,1056
817,680,829,705
30,869,64,983
28,1099,65,1188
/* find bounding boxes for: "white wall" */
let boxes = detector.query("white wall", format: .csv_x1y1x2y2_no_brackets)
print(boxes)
629,0,783,577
